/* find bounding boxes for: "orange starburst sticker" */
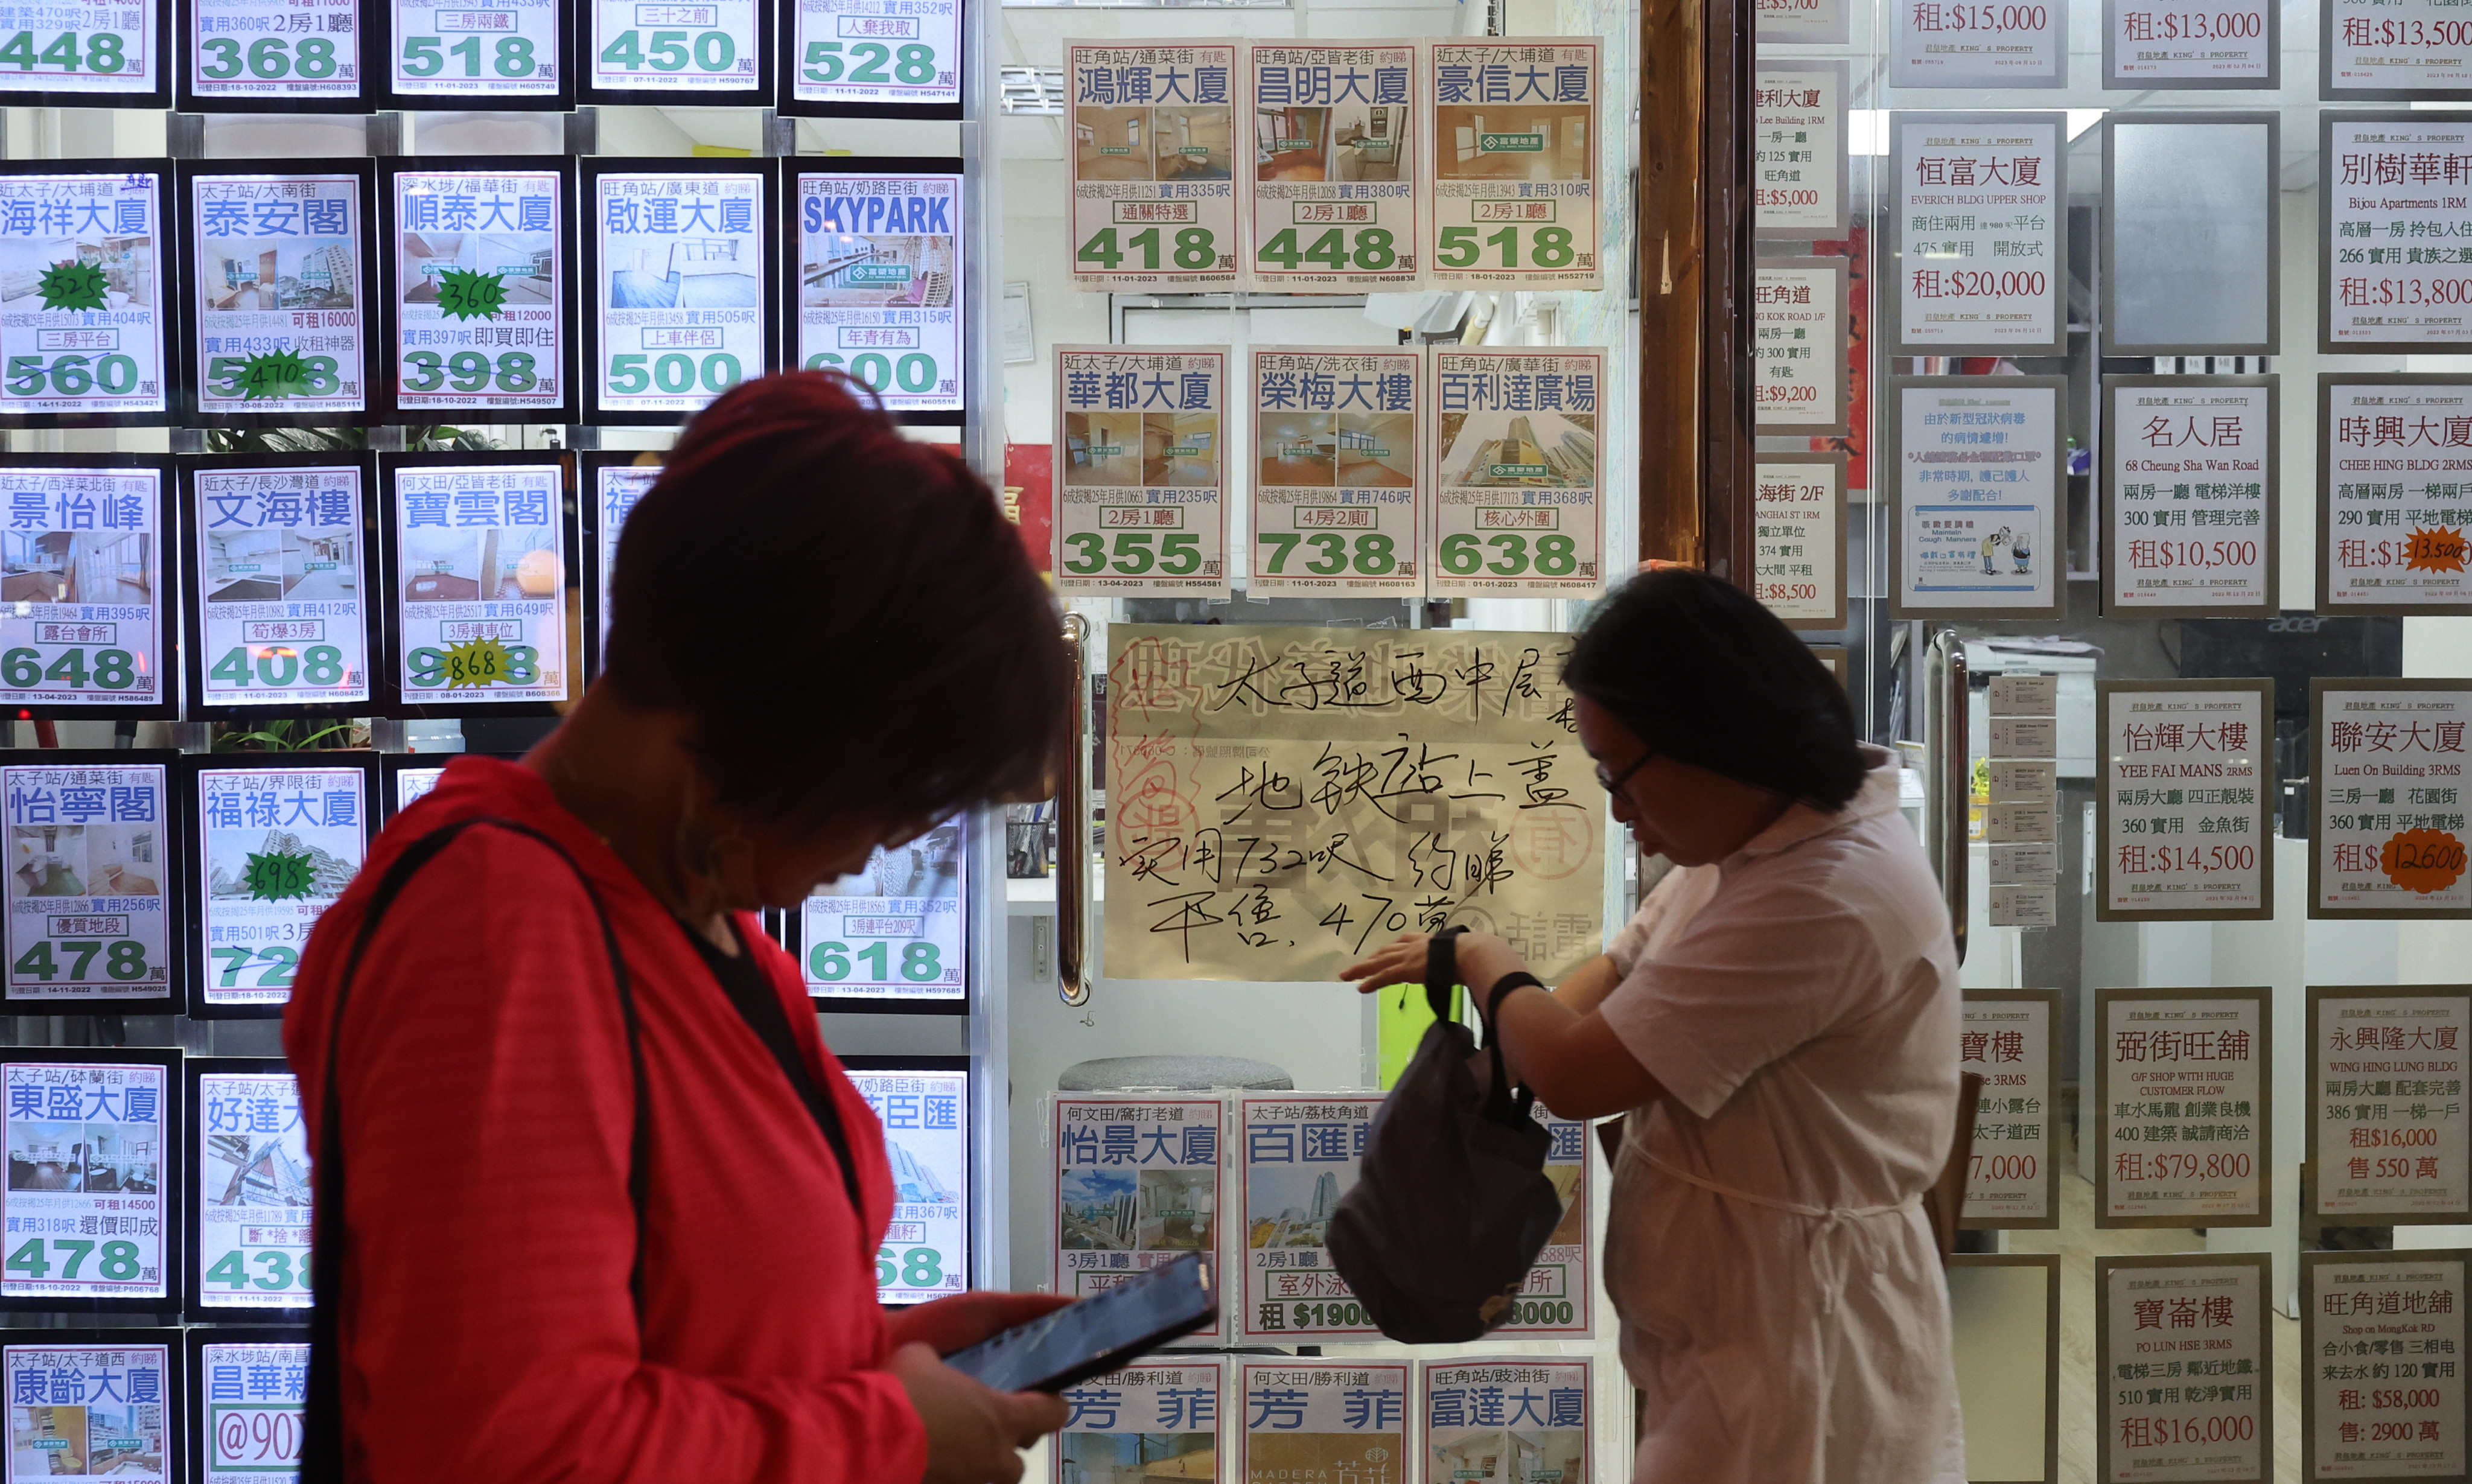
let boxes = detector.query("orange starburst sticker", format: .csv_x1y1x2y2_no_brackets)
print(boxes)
2383,828,2469,894
2406,526,2470,573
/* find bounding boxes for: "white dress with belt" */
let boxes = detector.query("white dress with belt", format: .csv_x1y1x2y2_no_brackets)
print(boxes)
1596,747,1968,1484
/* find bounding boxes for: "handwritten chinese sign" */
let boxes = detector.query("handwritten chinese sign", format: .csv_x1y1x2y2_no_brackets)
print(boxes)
2310,988,2471,1223
2311,680,2472,919
1104,624,1598,983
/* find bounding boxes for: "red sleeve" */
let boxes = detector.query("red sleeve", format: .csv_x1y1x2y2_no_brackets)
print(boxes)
285,832,928,1484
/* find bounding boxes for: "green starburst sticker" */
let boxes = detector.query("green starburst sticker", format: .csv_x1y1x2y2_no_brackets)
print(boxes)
441,636,514,689
243,850,316,902
36,260,107,313
435,267,508,322
238,349,311,401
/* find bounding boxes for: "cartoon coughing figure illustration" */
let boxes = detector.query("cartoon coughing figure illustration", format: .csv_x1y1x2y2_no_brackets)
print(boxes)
1979,527,2009,575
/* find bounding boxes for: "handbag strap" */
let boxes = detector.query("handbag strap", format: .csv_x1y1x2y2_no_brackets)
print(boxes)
1425,929,1532,1123
299,817,650,1483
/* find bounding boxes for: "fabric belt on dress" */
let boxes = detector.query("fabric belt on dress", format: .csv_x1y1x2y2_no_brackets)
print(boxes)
1637,1149,1922,1318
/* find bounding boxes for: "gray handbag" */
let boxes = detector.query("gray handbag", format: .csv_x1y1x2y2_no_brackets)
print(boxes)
1327,927,1566,1344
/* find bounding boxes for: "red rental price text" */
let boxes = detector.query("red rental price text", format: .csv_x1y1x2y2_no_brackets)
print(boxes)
2338,277,2472,308
1913,270,2047,299
1910,2,2049,30
2114,844,2257,874
2126,541,2260,570
2121,9,2263,38
2116,1152,2254,1180
2119,1413,2257,1447
1757,188,1821,208
1758,582,1821,602
2340,18,2472,47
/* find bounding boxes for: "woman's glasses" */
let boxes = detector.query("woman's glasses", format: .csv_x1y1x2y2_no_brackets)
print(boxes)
1594,752,1652,797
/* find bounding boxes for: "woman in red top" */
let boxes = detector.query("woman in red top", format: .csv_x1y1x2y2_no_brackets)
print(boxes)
283,373,1073,1484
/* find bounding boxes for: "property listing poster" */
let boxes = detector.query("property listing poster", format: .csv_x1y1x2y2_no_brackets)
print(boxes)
1893,115,2065,354
593,170,761,417
1753,260,1845,434
194,1069,309,1308
2303,1252,2468,1478
2098,683,2273,919
2325,115,2472,349
848,1068,967,1304
1,1340,170,1479
2099,1257,2269,1480
2106,0,2274,85
1427,347,1603,598
1893,378,2062,617
1246,42,1418,291
387,0,558,100
0,1059,167,1299
2,765,170,1001
389,168,564,416
198,1340,305,1482
799,818,963,1001
191,173,363,418
2322,380,2472,613
1892,0,2066,86
191,0,355,101
789,0,959,109
1065,42,1239,291
2328,0,2472,98
1238,1360,1407,1484
792,169,963,414
2105,380,2274,615
2312,989,2471,1221
0,468,165,709
1249,346,1421,597
1052,1095,1225,1342
2313,682,2472,917
392,766,442,812
2098,990,2269,1227
1240,1094,1379,1342
0,0,158,97
1751,454,1844,628
1961,990,2057,1228
1758,0,1846,43
195,767,364,1008
390,463,567,703
1754,63,1844,235
592,459,654,649
0,172,165,417
1052,346,1228,598
1420,1359,1588,1484
1056,1361,1222,1484
194,465,367,708
1499,1110,1591,1337
1424,37,1602,291
587,0,757,93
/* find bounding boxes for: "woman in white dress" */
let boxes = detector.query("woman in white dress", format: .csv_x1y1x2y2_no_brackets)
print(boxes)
1343,568,1966,1484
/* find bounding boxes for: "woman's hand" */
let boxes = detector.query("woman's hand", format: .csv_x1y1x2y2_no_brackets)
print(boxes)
885,1290,1072,1357
1340,931,1531,997
889,1342,1069,1484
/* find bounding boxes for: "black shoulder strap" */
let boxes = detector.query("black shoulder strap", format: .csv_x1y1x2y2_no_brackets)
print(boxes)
299,817,649,1484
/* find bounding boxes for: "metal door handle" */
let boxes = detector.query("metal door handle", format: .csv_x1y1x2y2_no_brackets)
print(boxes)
1924,628,1970,966
1057,614,1092,1007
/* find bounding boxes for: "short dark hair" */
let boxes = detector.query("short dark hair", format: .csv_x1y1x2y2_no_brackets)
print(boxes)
603,372,1067,830
1562,568,1867,810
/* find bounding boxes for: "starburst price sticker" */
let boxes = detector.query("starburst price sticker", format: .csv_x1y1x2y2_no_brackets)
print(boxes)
2409,525,2470,573
235,351,311,401
439,635,512,687
241,848,316,901
435,267,506,321
37,260,106,311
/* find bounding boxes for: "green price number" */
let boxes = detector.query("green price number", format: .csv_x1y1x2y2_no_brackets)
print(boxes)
1258,532,1396,576
1290,1301,1369,1328
211,944,301,990
609,352,740,397
210,644,348,690
407,644,539,689
208,354,342,399
599,28,737,71
1435,225,1578,270
5,354,141,398
801,351,941,396
800,39,938,84
12,939,151,983
402,350,537,395
2,647,141,691
1075,226,1219,273
6,1238,144,1283
401,34,537,77
1062,532,1204,577
1257,227,1397,273
1506,1299,1575,1325
808,938,945,984
0,30,127,72
205,1249,308,1293
874,1245,946,1288
197,35,340,78
1436,532,1580,578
